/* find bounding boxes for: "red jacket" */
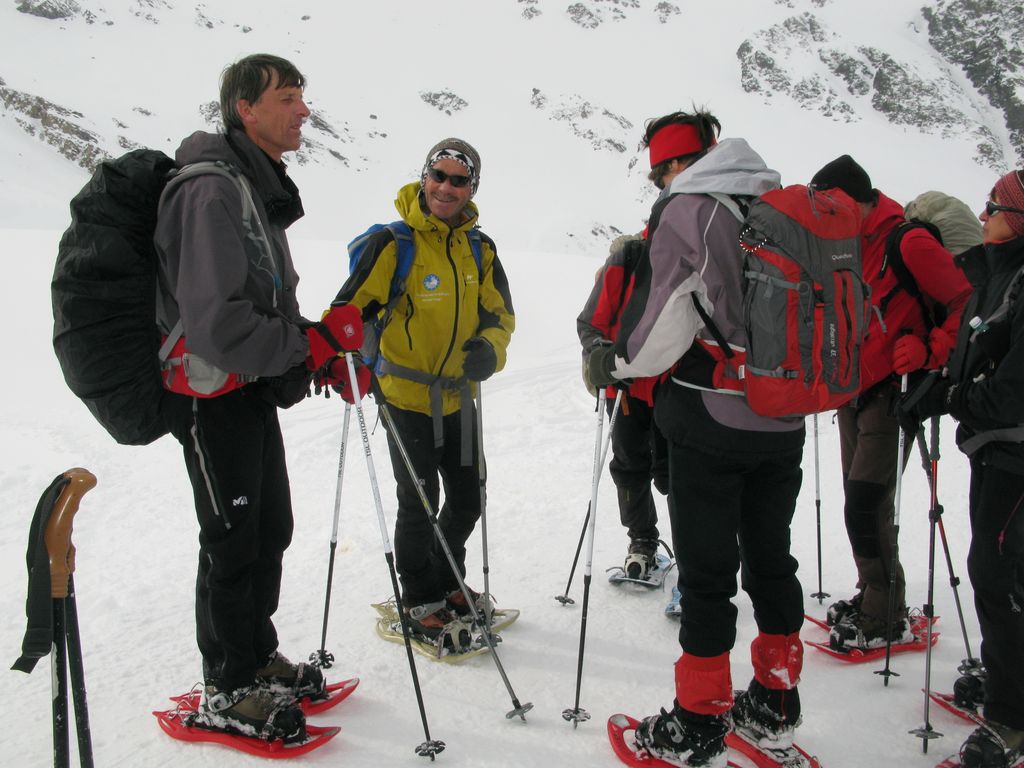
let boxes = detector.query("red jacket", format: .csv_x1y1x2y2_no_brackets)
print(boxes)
577,240,663,405
859,192,972,391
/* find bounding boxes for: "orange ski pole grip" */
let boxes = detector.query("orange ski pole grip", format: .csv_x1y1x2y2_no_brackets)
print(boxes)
43,468,97,599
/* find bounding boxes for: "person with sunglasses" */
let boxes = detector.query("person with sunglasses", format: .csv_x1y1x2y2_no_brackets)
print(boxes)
332,138,515,648
897,170,1024,768
807,156,973,653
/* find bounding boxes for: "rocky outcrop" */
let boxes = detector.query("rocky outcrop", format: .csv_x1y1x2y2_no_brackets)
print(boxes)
530,88,634,154
420,90,469,116
0,79,109,169
923,0,1024,166
16,0,91,21
737,10,1012,170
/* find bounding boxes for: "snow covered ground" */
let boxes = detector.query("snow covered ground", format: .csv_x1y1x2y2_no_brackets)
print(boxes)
0,2,1011,765
0,228,984,767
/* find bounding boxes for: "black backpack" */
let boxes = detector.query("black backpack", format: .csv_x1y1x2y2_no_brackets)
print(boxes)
52,149,261,445
877,220,948,330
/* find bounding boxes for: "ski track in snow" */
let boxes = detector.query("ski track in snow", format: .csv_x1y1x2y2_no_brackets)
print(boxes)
0,232,984,767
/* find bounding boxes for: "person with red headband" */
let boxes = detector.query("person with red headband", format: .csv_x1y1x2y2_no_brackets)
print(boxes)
586,110,806,767
897,169,1024,768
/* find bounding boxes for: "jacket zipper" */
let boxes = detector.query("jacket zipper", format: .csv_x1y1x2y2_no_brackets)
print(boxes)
436,230,462,374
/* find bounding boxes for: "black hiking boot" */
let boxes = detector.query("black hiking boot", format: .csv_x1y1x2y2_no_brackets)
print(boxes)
633,702,729,767
829,611,914,651
732,680,802,749
826,592,863,627
199,683,306,742
624,538,658,580
954,671,987,712
256,651,326,702
960,722,1024,768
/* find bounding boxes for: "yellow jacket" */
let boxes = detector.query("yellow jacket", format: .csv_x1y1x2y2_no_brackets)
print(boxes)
337,182,515,416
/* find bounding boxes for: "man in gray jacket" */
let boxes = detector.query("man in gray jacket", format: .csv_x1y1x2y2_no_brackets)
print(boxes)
155,53,362,742
587,111,806,767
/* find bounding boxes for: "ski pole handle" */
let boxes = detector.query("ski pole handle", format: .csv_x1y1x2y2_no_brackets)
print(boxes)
44,468,97,599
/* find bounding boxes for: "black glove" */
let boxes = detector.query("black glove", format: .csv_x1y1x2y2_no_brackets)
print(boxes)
462,336,497,381
260,363,313,409
894,372,959,435
584,341,618,392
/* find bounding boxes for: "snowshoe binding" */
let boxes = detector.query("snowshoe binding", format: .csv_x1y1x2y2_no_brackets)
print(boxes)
624,538,659,580
608,540,675,588
196,683,306,742
825,592,863,627
828,611,915,652
957,722,1024,768
632,703,730,768
406,599,473,652
731,681,801,751
257,651,326,704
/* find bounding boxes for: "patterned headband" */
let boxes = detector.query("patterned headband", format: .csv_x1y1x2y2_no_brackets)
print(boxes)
428,148,476,176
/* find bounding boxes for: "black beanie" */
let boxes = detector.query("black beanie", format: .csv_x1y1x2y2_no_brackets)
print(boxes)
810,155,874,203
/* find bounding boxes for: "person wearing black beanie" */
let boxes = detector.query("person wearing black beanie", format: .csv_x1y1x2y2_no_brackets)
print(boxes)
810,154,876,204
809,155,972,653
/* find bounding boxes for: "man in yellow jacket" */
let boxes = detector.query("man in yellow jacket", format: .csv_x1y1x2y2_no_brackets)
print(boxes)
334,138,514,644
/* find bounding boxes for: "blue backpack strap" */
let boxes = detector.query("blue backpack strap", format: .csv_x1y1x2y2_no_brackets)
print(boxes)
384,220,415,305
468,228,483,272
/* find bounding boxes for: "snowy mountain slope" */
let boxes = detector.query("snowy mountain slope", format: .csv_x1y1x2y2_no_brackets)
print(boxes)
0,0,1019,253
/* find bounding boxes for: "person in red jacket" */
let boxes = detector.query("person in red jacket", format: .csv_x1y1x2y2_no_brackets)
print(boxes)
809,155,972,650
578,232,669,579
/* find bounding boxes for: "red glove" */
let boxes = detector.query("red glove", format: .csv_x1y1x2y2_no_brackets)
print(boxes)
324,357,370,404
928,327,956,368
892,335,928,375
306,304,363,370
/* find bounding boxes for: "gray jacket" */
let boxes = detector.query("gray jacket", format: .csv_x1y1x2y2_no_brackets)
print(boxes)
154,129,309,378
612,138,802,434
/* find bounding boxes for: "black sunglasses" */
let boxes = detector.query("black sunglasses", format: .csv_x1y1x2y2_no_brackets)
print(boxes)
427,167,472,188
985,200,1024,217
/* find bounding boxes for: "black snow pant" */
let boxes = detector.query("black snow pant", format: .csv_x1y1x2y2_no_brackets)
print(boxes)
383,404,482,607
607,394,667,544
967,459,1024,731
668,440,805,656
837,382,913,622
162,388,294,692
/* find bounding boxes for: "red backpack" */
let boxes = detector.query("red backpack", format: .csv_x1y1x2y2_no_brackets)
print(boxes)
691,185,869,417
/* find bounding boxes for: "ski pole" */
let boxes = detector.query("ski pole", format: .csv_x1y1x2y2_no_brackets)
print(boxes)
913,425,981,673
345,355,444,760
378,400,533,721
46,468,97,768
910,415,944,752
563,388,614,728
810,413,830,604
310,403,352,669
475,388,493,629
555,390,622,606
876,374,908,686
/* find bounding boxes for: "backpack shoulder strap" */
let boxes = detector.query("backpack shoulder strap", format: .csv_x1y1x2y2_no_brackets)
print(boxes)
156,161,278,364
877,220,940,323
162,161,275,290
468,228,484,271
384,220,415,303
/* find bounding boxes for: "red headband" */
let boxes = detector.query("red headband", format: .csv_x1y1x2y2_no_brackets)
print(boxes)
648,123,714,168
